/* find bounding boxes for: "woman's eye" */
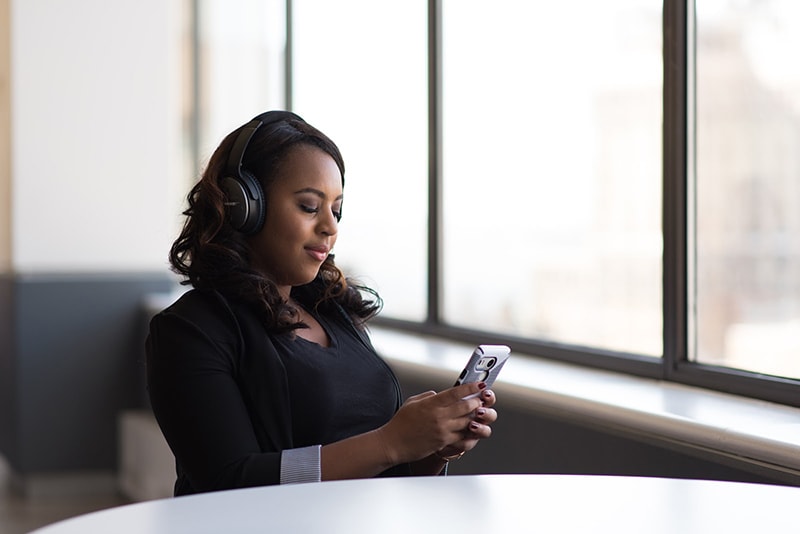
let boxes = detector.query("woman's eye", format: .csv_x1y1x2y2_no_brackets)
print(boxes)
300,202,340,221
300,204,318,214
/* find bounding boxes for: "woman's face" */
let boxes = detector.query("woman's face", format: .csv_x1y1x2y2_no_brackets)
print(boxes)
248,144,343,298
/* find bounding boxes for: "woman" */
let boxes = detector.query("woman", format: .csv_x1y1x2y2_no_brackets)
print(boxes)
146,111,497,496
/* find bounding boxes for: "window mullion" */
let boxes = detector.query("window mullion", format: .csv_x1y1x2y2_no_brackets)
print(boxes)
427,0,442,325
662,0,689,378
284,0,293,111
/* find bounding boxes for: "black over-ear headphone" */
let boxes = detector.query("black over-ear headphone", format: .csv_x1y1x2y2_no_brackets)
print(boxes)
221,110,305,235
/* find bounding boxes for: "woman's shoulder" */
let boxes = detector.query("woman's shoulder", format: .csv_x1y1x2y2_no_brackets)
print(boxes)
151,288,254,340
147,288,282,373
160,288,230,318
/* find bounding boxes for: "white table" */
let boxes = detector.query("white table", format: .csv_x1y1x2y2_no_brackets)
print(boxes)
31,474,800,533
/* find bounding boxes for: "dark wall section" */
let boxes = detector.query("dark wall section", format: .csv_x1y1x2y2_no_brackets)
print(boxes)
0,273,175,475
0,276,16,467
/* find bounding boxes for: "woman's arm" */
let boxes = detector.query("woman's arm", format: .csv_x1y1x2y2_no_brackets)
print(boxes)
147,311,285,492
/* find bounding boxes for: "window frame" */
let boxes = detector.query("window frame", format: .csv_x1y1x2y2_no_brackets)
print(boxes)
191,0,800,408
393,0,800,408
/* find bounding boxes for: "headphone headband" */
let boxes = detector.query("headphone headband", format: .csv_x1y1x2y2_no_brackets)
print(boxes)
224,110,304,182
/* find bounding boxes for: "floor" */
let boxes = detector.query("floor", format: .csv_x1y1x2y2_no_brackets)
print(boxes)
0,458,130,534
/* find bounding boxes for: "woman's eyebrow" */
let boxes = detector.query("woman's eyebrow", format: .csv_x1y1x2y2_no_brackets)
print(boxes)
293,187,344,201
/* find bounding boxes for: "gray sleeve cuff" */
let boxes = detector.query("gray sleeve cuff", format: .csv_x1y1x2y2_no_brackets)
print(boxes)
280,445,322,484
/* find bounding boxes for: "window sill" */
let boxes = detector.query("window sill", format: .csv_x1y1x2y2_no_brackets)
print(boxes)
370,326,800,481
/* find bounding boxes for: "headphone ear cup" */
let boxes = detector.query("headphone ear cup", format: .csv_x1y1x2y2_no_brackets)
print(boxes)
221,111,301,235
221,171,266,235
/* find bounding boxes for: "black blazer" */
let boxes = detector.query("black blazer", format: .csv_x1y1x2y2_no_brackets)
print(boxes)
146,288,406,495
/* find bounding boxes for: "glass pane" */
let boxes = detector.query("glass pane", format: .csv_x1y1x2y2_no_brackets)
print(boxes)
293,0,428,321
441,1,663,356
198,0,286,154
694,0,800,379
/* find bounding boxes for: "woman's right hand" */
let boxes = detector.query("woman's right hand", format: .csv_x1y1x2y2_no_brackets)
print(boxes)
375,381,490,465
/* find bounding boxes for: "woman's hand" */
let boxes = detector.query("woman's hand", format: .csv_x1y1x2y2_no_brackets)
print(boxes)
375,382,498,466
435,386,497,460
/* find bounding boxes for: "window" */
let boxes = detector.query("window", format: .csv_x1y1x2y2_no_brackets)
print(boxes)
195,0,287,160
440,1,663,357
191,0,800,407
292,0,429,321
693,0,800,380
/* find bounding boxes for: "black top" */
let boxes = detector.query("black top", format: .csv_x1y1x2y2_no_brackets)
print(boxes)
145,288,408,496
273,307,400,447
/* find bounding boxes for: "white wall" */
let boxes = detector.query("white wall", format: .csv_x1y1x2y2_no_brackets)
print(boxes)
10,0,185,273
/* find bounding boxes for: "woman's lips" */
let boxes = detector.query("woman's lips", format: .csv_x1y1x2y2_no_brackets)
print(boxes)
305,246,329,262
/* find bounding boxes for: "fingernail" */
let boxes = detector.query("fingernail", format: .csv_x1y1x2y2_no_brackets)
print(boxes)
469,421,480,431
482,389,493,398
476,408,486,417
477,382,487,390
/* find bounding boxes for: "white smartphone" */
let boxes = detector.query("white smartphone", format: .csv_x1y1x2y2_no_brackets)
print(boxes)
454,345,511,395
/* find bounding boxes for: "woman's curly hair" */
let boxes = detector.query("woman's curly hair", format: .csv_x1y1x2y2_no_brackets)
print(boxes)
169,112,382,333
